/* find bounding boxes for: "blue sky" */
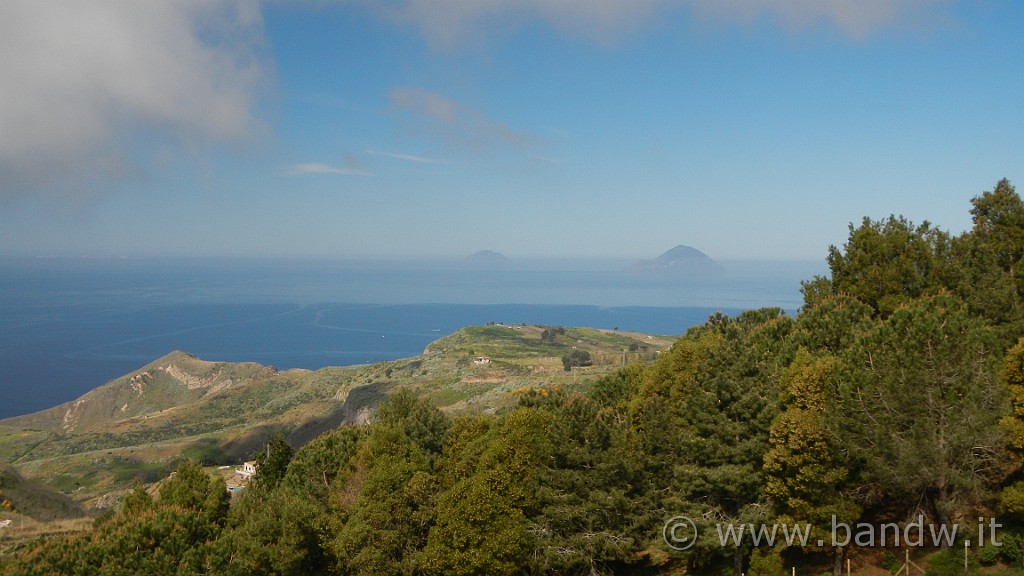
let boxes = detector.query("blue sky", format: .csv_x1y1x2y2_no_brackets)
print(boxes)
0,1,1021,261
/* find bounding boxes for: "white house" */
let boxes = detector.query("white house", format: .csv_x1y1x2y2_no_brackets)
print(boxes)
237,461,257,479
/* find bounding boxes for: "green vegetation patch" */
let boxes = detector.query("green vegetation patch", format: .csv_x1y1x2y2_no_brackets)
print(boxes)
446,325,569,358
0,428,52,463
0,464,85,522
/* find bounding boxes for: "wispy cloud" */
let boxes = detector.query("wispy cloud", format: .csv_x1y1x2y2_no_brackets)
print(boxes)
367,149,452,165
390,86,541,150
686,0,954,39
0,0,267,203
286,162,370,176
353,0,954,47
528,156,564,165
357,0,668,48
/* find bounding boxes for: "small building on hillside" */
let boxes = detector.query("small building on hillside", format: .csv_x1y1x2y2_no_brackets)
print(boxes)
237,461,257,479
474,356,491,365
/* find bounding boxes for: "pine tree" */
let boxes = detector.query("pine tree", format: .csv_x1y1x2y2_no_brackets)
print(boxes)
832,294,1005,529
764,349,859,575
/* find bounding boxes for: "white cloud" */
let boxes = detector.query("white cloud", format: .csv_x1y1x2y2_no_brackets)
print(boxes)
367,149,452,164
389,86,540,149
356,0,954,47
686,0,954,39
287,162,370,176
366,0,667,48
0,0,267,203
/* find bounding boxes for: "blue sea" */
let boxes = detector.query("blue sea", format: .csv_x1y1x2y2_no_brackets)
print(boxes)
0,257,825,419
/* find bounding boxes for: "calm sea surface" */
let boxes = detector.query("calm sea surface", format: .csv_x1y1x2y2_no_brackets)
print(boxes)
0,257,825,419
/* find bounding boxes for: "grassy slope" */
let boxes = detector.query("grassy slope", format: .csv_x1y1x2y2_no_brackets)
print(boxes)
0,325,674,512
0,463,89,557
0,464,83,521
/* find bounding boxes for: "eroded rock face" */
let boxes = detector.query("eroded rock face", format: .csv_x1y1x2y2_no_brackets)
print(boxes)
6,351,274,433
160,363,219,390
61,399,87,432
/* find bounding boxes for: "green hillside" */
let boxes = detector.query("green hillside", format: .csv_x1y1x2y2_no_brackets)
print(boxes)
0,325,672,511
0,463,90,559
0,464,83,521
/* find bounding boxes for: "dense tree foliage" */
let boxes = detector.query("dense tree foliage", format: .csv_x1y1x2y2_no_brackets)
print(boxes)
805,216,954,317
6,461,230,576
764,350,858,573
250,432,295,493
6,179,1024,575
830,294,1005,527
562,349,593,371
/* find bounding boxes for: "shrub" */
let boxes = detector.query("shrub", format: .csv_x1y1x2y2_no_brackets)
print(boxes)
978,544,1002,566
925,549,973,576
748,547,786,576
882,550,901,573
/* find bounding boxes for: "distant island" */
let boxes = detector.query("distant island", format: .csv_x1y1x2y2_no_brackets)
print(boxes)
627,244,723,275
464,250,511,267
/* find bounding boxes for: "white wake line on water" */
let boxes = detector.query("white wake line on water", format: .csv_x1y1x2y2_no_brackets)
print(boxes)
63,304,309,359
0,301,167,332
